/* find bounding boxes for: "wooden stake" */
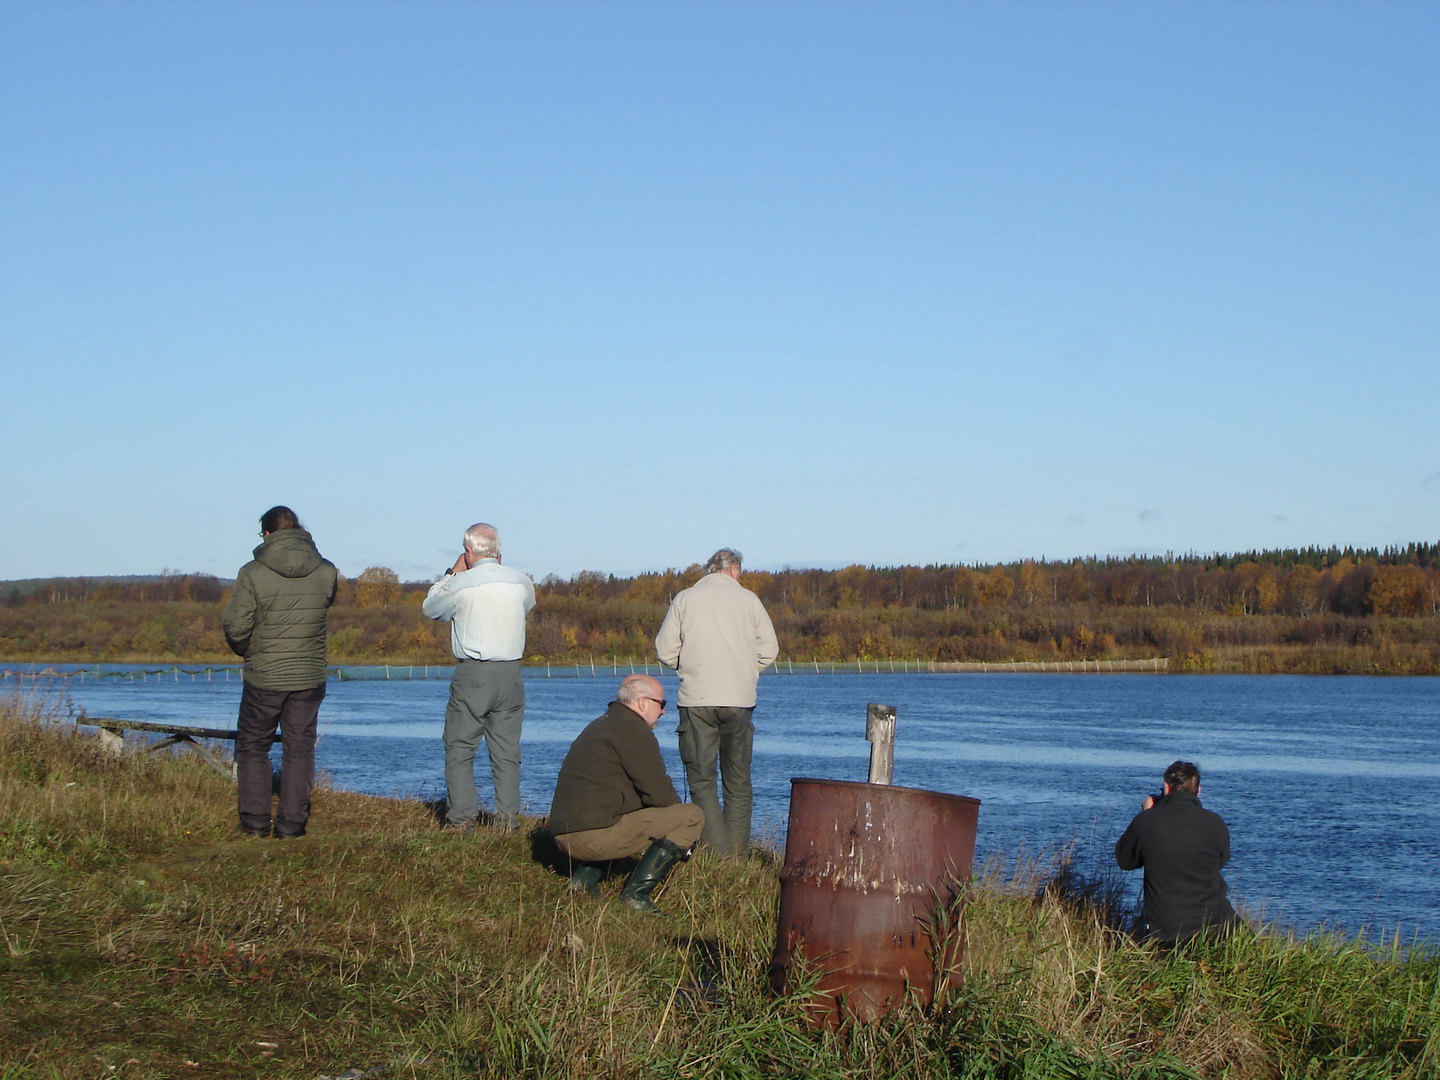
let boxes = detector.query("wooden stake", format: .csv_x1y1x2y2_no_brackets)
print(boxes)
866,703,896,785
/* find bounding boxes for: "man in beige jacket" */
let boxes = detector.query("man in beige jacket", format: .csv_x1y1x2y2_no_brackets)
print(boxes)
655,548,779,856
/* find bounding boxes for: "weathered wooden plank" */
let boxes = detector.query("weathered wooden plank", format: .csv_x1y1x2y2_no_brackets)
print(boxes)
865,703,896,786
77,717,276,781
81,717,245,741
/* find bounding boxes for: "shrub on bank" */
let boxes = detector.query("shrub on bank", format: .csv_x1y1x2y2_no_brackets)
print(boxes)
5,551,1440,674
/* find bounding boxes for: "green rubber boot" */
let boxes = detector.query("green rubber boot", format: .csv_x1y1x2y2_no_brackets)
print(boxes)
569,862,603,896
619,838,686,916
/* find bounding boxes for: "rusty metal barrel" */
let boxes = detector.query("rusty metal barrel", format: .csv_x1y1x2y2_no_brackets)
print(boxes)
769,777,980,1026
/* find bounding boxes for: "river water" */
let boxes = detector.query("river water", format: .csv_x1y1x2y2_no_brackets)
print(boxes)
6,664,1437,945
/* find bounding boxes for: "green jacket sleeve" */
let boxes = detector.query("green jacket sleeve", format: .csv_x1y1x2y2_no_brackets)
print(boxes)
221,569,256,657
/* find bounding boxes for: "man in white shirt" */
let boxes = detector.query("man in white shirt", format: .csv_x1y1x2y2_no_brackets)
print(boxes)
423,522,535,830
655,548,778,856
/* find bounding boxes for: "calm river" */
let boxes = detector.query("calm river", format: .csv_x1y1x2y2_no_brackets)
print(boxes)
7,664,1437,945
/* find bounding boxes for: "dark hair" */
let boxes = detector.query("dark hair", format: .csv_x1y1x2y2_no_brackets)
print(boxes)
1163,760,1201,794
259,506,301,534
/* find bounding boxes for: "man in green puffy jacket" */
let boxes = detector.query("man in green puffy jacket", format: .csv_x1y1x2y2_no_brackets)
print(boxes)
222,506,337,839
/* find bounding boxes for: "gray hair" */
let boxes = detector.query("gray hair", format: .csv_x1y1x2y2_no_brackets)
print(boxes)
705,548,743,575
463,522,500,559
616,674,658,707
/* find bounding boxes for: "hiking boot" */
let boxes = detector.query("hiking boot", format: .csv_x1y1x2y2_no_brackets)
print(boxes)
619,838,686,916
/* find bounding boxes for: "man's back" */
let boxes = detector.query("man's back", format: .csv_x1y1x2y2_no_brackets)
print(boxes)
1115,789,1236,941
422,558,535,661
655,573,778,707
222,528,337,691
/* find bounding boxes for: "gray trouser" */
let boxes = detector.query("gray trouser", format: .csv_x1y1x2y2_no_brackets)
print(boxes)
676,705,754,856
443,658,524,824
554,803,705,862
236,681,325,836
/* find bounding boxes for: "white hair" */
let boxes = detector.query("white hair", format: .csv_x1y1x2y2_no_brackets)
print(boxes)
616,674,657,707
464,522,500,559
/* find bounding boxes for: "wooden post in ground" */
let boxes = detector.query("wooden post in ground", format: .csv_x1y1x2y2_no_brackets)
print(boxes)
866,703,896,785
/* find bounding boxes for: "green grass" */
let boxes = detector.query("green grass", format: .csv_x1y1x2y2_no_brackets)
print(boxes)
1,692,1436,1079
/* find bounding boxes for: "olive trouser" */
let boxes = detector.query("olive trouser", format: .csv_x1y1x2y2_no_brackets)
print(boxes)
236,682,325,837
554,803,705,862
676,705,754,856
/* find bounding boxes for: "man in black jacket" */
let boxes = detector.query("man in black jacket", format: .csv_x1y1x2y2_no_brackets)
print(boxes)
222,506,337,840
549,674,703,914
1115,760,1239,943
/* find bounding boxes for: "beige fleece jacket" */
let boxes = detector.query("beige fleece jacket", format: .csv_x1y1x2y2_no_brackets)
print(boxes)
654,572,779,708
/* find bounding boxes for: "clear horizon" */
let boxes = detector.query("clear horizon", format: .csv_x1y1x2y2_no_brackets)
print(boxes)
3,2,1436,583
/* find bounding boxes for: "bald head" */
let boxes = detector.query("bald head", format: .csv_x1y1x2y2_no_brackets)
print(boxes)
617,674,667,728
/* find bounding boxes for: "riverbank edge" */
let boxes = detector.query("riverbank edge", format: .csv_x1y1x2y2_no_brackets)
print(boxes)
3,694,1439,1079
5,652,1440,676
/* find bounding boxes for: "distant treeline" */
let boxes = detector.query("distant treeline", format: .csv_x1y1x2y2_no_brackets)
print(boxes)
3,544,1438,674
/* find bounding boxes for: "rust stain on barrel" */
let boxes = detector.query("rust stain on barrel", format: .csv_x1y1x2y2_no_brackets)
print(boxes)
770,777,980,1027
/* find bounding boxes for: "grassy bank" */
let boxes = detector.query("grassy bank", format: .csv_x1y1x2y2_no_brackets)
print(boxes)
2,694,1436,1079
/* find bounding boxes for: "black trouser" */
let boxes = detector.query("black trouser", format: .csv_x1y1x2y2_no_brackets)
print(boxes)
236,682,325,836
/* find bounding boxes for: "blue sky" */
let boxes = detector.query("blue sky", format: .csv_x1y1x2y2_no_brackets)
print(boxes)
2,1,1436,583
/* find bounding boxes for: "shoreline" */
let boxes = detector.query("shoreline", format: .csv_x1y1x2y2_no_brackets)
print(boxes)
4,656,1440,677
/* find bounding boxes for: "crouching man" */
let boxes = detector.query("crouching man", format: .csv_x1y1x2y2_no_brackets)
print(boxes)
1115,760,1239,945
548,674,704,915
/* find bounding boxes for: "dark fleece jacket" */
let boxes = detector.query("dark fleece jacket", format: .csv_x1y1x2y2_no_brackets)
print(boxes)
1115,788,1237,942
222,528,337,691
548,702,681,836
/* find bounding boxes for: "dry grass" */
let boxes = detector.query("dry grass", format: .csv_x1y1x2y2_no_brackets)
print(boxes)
3,692,1437,1079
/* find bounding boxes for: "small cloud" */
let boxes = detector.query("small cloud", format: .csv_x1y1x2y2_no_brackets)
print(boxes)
1139,509,1163,523
1065,514,1085,526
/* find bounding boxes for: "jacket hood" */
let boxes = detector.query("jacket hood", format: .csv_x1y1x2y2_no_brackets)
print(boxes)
253,528,324,578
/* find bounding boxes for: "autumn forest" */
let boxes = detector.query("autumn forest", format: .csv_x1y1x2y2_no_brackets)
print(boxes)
3,543,1439,675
